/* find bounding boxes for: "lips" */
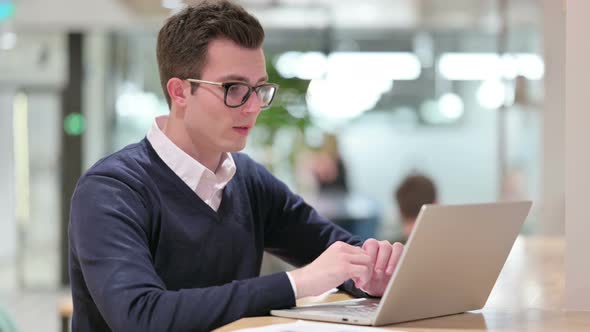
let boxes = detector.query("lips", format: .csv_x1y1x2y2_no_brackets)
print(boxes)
232,126,252,136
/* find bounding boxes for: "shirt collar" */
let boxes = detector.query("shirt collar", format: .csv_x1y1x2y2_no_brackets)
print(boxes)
147,115,236,191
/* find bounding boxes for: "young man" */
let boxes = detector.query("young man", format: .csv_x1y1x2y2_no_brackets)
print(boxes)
68,1,403,331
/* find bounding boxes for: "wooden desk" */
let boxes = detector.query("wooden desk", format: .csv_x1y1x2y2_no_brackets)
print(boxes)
216,236,590,331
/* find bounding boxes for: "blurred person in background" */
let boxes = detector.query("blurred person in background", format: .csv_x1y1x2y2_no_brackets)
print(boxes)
298,133,379,240
68,1,403,331
309,133,349,194
394,173,437,243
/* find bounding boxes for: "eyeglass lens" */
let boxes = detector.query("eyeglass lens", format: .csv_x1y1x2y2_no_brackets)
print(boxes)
225,83,276,107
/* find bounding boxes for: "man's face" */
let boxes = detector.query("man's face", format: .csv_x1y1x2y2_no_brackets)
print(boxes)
184,38,267,155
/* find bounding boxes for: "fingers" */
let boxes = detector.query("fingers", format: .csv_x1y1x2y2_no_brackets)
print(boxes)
328,240,403,290
362,239,379,262
373,241,393,275
344,250,372,287
331,242,373,265
328,241,372,287
345,254,371,267
349,265,371,281
364,239,394,275
293,241,374,298
385,242,404,275
333,241,367,254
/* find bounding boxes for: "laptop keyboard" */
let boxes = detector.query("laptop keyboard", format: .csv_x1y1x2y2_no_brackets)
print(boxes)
338,302,380,317
342,303,379,317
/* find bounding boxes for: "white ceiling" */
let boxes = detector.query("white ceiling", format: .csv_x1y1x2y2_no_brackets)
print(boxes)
10,0,540,31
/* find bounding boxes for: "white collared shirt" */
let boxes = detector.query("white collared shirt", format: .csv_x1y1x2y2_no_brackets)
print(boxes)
146,115,298,298
147,115,236,212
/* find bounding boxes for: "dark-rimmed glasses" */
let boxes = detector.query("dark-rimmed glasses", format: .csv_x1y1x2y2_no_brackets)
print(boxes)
186,78,279,109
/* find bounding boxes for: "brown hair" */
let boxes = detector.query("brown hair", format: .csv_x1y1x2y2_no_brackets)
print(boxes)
395,174,437,221
156,0,265,107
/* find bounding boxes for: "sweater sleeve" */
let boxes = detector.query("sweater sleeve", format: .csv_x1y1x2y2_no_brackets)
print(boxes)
69,175,295,332
251,162,368,297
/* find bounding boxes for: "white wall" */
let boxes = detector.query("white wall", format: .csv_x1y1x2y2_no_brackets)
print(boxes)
540,0,565,236
0,90,17,262
340,90,502,236
565,0,590,311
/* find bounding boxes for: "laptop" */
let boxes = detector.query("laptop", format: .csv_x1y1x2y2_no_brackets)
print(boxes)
271,201,532,326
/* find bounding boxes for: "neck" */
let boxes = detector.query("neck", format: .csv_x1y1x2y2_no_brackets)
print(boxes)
163,111,222,172
402,219,416,239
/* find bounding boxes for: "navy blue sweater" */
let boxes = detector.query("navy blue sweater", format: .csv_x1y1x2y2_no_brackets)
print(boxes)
68,139,363,331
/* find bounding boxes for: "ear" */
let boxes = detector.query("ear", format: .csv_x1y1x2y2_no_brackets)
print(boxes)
166,78,190,107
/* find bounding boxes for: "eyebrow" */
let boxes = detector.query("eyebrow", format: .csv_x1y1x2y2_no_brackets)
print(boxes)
219,74,268,84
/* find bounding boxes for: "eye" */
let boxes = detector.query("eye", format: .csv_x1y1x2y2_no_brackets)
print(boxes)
226,84,248,98
224,83,251,106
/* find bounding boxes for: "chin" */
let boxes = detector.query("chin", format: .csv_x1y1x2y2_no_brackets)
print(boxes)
225,141,247,152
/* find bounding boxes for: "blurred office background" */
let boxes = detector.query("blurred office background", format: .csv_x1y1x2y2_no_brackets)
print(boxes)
0,0,561,331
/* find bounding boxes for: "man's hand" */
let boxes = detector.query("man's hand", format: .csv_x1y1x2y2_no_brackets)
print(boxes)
354,239,404,297
290,241,373,298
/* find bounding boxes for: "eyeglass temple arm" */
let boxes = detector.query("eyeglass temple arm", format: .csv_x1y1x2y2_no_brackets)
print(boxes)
186,79,223,86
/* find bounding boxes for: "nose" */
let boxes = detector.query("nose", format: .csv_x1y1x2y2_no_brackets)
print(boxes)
241,90,263,115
